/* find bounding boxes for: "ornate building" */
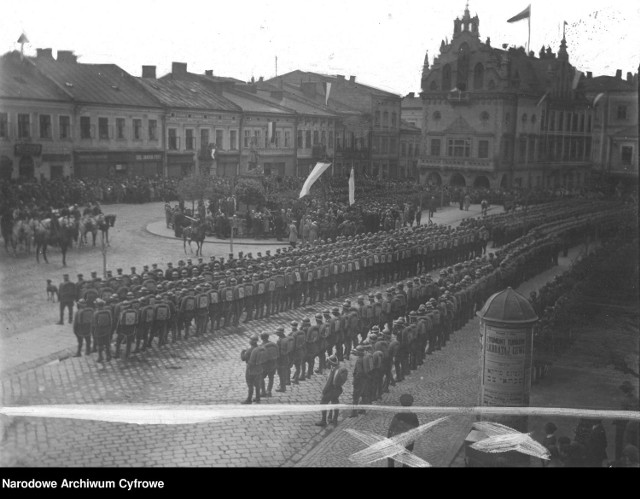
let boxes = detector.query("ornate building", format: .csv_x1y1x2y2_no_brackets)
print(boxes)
419,6,593,190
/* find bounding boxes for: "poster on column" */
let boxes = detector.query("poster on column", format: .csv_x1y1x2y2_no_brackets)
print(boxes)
480,322,533,407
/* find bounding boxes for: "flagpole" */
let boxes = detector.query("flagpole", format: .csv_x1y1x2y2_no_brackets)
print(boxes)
527,14,531,53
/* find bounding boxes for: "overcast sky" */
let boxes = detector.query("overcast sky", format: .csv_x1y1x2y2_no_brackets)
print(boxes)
1,0,638,95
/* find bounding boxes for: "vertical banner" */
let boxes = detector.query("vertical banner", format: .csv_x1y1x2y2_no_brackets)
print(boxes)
349,167,355,206
325,82,332,106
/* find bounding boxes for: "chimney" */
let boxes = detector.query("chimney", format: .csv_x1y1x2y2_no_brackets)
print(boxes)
172,62,188,75
586,71,592,79
337,75,345,81
142,65,156,78
204,70,213,76
615,69,622,79
301,81,316,98
407,92,415,98
627,72,633,83
259,76,264,82
36,48,53,59
349,75,356,83
57,50,77,63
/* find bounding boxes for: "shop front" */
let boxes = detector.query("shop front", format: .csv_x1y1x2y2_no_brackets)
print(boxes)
0,155,12,180
74,151,164,178
41,153,72,179
167,152,195,178
14,143,42,179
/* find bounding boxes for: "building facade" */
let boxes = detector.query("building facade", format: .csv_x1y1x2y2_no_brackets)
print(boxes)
419,7,593,190
583,70,639,182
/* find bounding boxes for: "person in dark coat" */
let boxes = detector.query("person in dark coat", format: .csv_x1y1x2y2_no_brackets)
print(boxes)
587,419,608,467
315,355,346,427
387,394,420,468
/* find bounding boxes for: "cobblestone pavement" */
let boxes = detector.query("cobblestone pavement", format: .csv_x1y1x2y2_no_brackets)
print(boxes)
0,201,501,467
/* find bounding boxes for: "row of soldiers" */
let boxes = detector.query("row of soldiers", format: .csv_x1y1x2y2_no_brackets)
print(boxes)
62,221,488,335
239,251,505,408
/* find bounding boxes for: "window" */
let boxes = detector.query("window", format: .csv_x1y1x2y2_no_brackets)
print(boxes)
558,112,563,131
505,112,511,125
480,111,489,122
284,130,291,148
39,115,52,139
390,138,397,155
621,146,633,166
415,143,420,157
565,112,571,132
431,139,441,156
442,64,452,91
98,117,109,140
617,105,627,120
372,136,380,154
478,140,489,159
0,113,7,138
549,111,555,131
168,128,178,150
275,130,281,148
185,129,195,150
519,137,527,161
406,142,412,157
433,111,441,121
531,114,537,125
383,111,389,128
253,130,262,148
572,113,578,132
375,111,380,126
391,112,397,128
473,63,484,90
244,130,251,148
116,118,125,139
447,138,471,157
18,114,30,139
521,113,527,124
230,130,237,150
430,81,438,91
313,130,319,146
305,130,311,149
320,130,326,145
133,119,142,140
200,129,210,151
381,137,389,154
328,131,334,148
59,116,71,139
401,142,407,157
297,130,303,148
579,114,585,132
149,119,158,141
216,130,223,149
80,116,91,139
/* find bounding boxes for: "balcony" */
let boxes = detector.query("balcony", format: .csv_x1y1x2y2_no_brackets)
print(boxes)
447,91,471,105
419,156,494,172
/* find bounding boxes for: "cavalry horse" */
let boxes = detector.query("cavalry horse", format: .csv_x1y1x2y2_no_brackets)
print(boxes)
96,214,117,246
77,214,99,248
182,218,206,256
1,210,15,253
33,215,76,266
11,217,33,256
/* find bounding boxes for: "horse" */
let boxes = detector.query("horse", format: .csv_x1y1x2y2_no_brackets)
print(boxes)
96,214,116,247
33,216,75,266
183,220,206,256
11,217,33,256
78,215,99,248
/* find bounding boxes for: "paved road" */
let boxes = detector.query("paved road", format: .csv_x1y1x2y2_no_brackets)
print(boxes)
0,201,501,467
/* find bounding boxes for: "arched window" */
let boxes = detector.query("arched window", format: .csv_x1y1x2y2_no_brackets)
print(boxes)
442,64,452,91
433,111,442,121
457,43,470,91
430,80,438,91
473,63,484,90
382,111,389,127
480,111,490,122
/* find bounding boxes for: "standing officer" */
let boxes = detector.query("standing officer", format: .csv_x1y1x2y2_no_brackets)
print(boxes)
349,345,369,418
387,394,420,468
291,321,306,384
259,332,278,398
315,355,348,427
57,274,77,325
91,299,113,363
241,335,263,404
73,299,94,357
275,327,291,392
305,315,322,378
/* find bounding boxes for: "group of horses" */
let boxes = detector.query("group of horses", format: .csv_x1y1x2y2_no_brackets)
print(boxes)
0,210,116,266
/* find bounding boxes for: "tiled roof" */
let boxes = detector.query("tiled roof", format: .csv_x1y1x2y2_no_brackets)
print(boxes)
222,89,294,115
137,78,241,112
30,57,161,107
581,75,636,93
0,52,70,102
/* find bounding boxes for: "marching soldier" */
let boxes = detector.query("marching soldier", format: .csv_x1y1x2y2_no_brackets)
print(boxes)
253,272,267,320
315,355,348,427
207,283,222,333
274,267,286,314
259,332,278,398
73,299,94,357
323,310,336,363
135,295,155,352
265,271,277,317
405,312,419,371
305,316,321,379
392,321,406,382
57,274,77,325
241,334,263,404
177,289,197,339
315,313,330,375
243,275,256,323
232,277,245,326
195,285,210,336
151,295,172,347
114,299,138,359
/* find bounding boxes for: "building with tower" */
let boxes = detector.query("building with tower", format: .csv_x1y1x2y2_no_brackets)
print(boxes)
419,5,594,190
